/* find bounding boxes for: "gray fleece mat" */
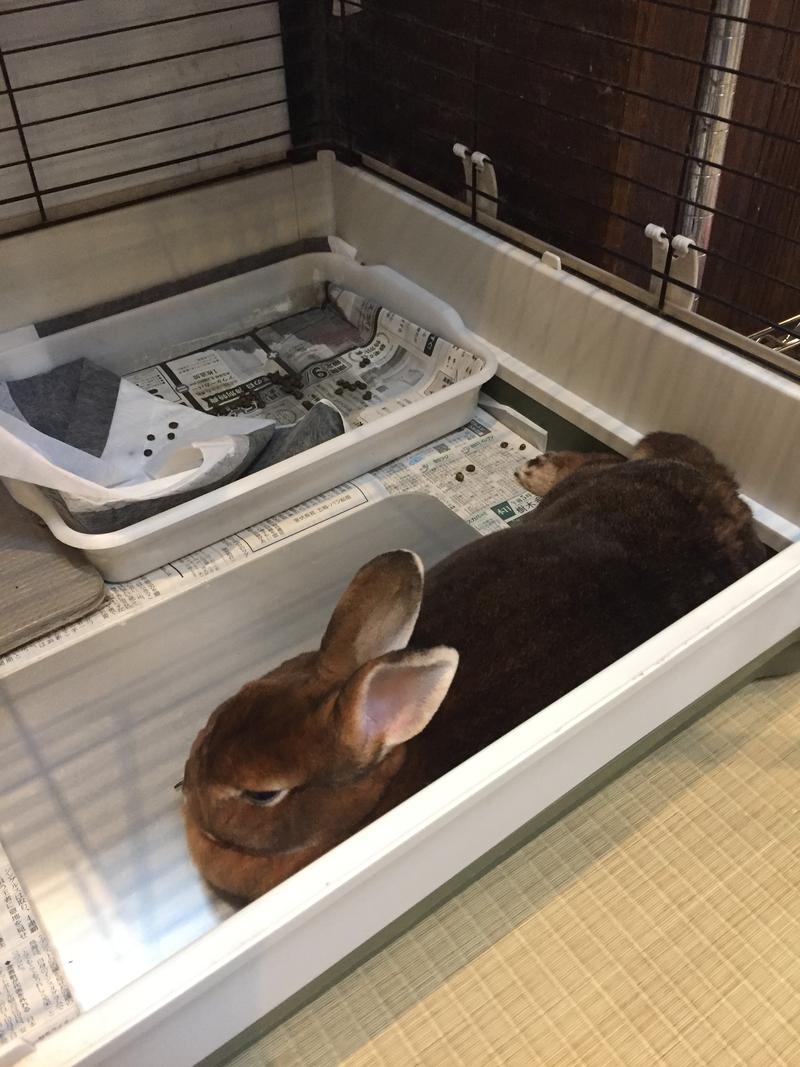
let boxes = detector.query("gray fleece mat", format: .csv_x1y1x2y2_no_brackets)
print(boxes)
0,485,105,654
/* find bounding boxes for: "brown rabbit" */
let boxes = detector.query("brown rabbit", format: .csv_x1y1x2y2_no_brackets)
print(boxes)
182,432,766,900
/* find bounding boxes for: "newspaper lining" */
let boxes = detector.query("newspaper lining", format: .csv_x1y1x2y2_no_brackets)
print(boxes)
0,846,78,1048
125,284,484,428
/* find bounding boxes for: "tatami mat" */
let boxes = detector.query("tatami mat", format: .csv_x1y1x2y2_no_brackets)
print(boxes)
224,673,800,1066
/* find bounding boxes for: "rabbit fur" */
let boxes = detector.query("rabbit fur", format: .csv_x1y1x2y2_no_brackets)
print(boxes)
182,432,766,900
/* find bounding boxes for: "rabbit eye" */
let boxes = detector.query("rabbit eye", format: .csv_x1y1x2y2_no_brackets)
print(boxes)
240,788,288,807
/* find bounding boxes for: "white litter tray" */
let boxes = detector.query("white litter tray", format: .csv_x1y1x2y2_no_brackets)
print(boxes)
1,494,799,1067
0,251,495,581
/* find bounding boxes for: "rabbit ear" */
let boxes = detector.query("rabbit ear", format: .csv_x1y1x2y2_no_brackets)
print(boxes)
336,647,459,760
319,550,424,678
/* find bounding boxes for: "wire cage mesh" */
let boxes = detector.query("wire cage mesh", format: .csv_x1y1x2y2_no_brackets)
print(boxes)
0,0,293,233
2,0,800,376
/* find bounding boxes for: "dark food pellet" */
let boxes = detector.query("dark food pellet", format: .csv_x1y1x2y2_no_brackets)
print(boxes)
500,441,509,449
167,432,176,440
143,449,153,457
356,381,367,389
335,387,344,395
169,421,179,429
455,471,465,482
519,443,527,450
146,434,155,441
363,391,372,400
466,463,476,472
302,400,313,410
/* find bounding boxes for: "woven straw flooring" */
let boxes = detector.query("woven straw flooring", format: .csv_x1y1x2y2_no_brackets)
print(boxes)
223,672,800,1066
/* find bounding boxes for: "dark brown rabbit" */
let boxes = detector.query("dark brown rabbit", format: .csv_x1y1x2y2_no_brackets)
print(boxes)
182,432,766,900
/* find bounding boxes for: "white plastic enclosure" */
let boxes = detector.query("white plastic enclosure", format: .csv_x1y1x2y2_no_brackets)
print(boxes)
1,157,799,1067
3,494,799,1067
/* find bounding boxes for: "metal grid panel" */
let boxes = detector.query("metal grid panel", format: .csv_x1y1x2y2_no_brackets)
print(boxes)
3,1,800,375
0,0,295,234
292,0,800,376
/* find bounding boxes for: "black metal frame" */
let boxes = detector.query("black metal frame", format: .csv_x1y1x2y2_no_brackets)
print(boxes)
314,0,800,372
2,0,799,375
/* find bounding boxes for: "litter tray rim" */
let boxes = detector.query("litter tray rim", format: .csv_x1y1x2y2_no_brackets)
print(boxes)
0,379,486,551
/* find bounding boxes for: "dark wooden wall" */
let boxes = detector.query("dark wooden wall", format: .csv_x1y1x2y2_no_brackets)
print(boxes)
606,2,708,290
278,0,330,153
281,1,800,342
699,0,800,335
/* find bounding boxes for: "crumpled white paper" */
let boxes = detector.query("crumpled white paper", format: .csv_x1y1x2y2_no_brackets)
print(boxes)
0,378,273,506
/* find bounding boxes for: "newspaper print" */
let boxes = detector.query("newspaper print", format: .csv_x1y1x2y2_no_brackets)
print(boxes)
125,284,484,428
0,846,78,1048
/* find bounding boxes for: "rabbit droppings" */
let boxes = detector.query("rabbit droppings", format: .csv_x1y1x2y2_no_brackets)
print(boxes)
181,432,765,901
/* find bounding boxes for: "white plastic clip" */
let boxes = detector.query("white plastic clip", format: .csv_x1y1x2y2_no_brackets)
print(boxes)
453,145,498,220
454,144,475,212
328,236,359,261
645,223,669,299
645,223,668,246
670,234,694,258
473,152,498,220
667,234,701,311
645,224,701,310
541,250,562,271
